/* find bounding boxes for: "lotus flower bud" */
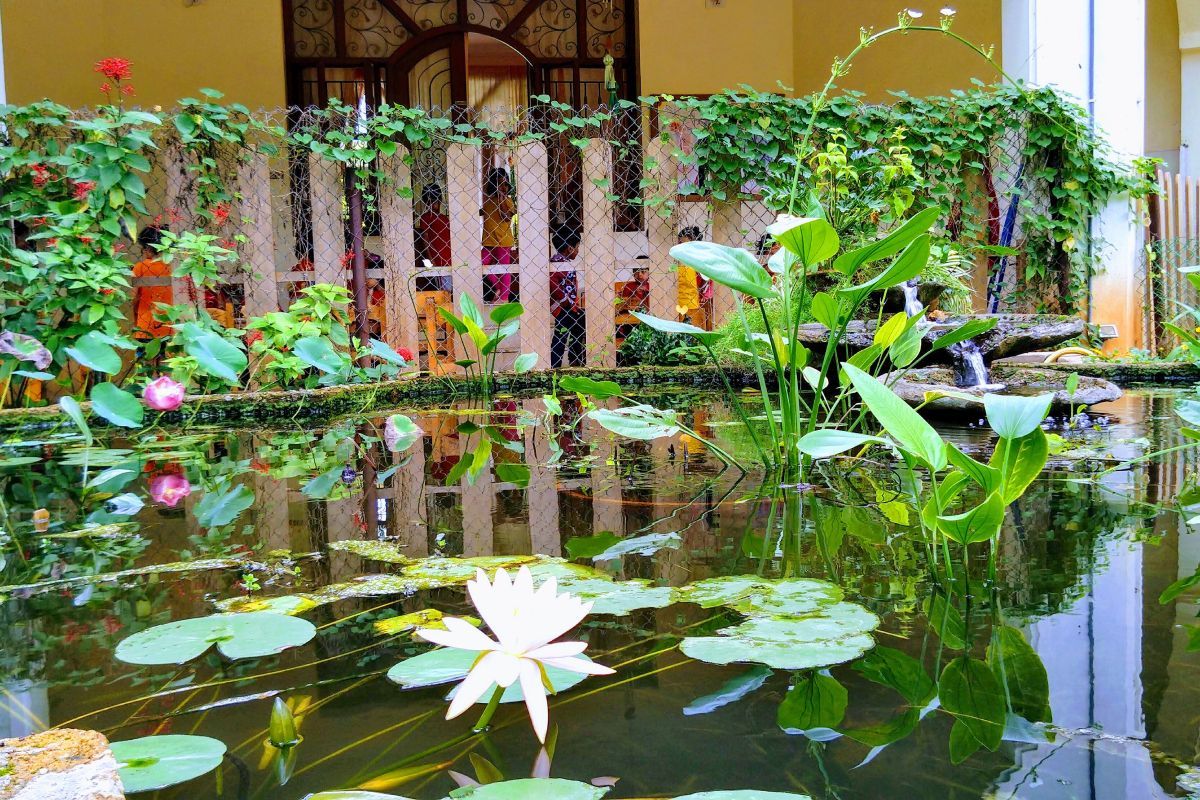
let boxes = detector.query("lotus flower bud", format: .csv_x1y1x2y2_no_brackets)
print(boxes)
148,474,191,508
142,376,186,411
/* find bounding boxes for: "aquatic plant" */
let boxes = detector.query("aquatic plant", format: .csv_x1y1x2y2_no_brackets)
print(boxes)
412,566,614,742
434,292,538,394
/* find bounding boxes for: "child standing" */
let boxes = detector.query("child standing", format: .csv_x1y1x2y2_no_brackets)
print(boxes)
132,226,174,340
417,184,452,291
675,226,711,327
481,168,516,303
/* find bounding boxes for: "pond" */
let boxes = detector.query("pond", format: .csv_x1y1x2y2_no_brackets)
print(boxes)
1,385,1198,799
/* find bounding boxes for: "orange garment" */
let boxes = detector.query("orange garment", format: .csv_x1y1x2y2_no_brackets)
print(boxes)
132,258,173,339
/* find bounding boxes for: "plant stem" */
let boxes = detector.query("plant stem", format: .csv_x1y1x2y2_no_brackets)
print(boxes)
472,686,505,733
702,342,769,468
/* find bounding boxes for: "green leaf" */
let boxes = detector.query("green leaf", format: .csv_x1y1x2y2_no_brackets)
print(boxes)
937,491,1005,544
873,312,908,348
839,235,931,308
309,793,413,800
90,383,144,428
777,672,847,732
852,646,935,706
987,625,1051,723
983,393,1053,440
195,482,255,526
631,311,722,345
65,331,122,374
447,778,609,800
923,594,967,651
675,793,811,800
766,215,840,266
989,427,1048,503
294,336,346,374
589,405,680,440
832,206,940,277
438,307,469,335
929,317,999,353
182,325,247,383
463,315,489,351
59,395,93,445
111,735,226,793
302,467,344,499
559,376,623,399
669,241,776,300
114,611,315,664
948,718,982,764
796,430,886,459
946,444,1002,495
369,338,412,366
563,532,622,560
888,315,924,368
809,292,839,330
1065,371,1080,397
939,656,1006,752
489,302,524,325
388,649,595,704
460,293,485,327
513,352,538,374
494,462,530,488
843,363,946,470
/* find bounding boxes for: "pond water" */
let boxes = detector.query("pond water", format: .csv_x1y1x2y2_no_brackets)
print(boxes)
2,385,1199,799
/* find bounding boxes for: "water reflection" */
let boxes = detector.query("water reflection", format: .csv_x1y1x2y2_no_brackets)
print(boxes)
0,387,1197,798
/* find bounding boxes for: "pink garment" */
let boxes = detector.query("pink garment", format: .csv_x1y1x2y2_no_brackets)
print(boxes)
482,246,513,303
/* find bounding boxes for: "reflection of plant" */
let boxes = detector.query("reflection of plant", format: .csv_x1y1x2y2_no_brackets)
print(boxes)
414,566,614,742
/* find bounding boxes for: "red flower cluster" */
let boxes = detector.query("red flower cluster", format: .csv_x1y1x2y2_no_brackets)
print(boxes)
122,85,136,97
218,238,237,250
245,330,264,347
94,57,133,82
30,164,50,188
72,180,96,201
210,202,231,226
397,347,415,362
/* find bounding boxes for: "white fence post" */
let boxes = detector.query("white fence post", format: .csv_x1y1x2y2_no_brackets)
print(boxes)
162,143,197,314
378,148,419,353
517,142,552,367
582,140,617,367
644,138,678,321
238,152,278,318
447,143,484,344
308,152,344,287
709,199,742,329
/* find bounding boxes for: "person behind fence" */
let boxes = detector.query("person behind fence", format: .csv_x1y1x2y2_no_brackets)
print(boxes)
550,232,585,368
481,167,516,303
675,226,712,327
416,184,452,292
132,225,174,340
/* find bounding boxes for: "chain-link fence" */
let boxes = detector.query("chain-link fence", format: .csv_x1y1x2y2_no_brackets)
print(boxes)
1144,169,1200,354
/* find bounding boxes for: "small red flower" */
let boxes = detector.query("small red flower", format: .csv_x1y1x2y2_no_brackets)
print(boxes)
167,208,183,224
94,57,133,82
80,236,94,245
397,347,414,362
47,238,58,248
62,622,90,645
72,180,96,200
210,203,231,226
245,330,263,346
121,85,136,97
113,242,126,254
98,83,112,94
218,238,237,250
30,164,49,188
250,459,270,475
101,616,124,635
31,217,48,228
99,287,115,295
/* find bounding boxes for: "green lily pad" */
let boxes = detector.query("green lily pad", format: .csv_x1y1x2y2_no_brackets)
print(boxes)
448,778,609,799
110,734,226,793
553,577,674,616
675,793,811,799
680,604,879,670
115,611,316,665
309,793,415,800
677,576,843,614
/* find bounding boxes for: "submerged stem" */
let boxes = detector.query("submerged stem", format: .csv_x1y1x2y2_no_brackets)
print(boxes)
472,685,505,733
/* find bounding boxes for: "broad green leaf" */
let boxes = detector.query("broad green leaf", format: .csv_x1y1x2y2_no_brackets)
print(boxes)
115,612,316,664
542,394,562,415
929,317,999,353
983,393,1053,440
852,646,935,706
989,428,1048,503
670,241,776,300
939,656,1006,752
448,779,608,800
65,331,122,374
438,307,469,335
90,383,144,428
987,625,1051,723
302,467,343,499
563,532,622,560
294,336,345,374
777,672,847,731
948,718,982,764
463,316,489,351
513,352,538,374
589,405,679,440
946,444,1002,495
460,293,484,327
494,462,530,487
369,338,412,366
195,482,255,526
766,215,839,266
923,594,967,651
796,430,887,459
832,206,940,277
839,707,920,747
182,325,247,383
838,235,930,308
1065,371,1080,397
309,793,414,800
489,301,524,325
937,491,1005,544
111,735,226,793
809,292,839,330
559,376,623,399
59,395,93,445
888,316,924,368
676,793,812,800
843,364,946,470
631,311,722,345
873,312,908,347
388,648,595,703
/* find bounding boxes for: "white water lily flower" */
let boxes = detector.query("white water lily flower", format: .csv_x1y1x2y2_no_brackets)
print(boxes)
415,566,614,742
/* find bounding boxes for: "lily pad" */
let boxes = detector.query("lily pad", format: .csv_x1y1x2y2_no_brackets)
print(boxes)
554,577,674,616
591,532,681,561
110,734,226,793
675,793,811,799
115,611,316,665
309,793,415,800
448,778,609,799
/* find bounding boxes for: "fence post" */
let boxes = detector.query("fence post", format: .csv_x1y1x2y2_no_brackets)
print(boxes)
237,152,278,318
378,148,419,354
447,143,484,354
517,142,552,367
308,152,344,287
582,140,617,367
710,199,742,329
161,143,197,314
644,138,678,322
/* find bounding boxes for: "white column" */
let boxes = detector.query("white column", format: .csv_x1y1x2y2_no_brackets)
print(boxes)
581,140,617,367
0,3,7,106
378,149,418,353
1181,2,1200,177
517,143,552,368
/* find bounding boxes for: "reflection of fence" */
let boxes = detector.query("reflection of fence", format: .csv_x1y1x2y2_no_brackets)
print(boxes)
1146,169,1200,353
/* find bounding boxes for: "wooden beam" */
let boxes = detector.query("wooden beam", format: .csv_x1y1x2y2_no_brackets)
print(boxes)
502,0,544,37
378,0,420,34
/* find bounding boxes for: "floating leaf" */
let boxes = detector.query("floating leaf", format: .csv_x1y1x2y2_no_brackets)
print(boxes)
115,611,316,665
675,794,811,800
111,734,226,793
195,482,255,526
589,405,679,440
559,376,623,400
680,603,878,670
387,648,595,701
449,779,609,800
591,531,681,560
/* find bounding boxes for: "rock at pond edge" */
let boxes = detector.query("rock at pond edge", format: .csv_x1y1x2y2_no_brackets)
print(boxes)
0,728,124,800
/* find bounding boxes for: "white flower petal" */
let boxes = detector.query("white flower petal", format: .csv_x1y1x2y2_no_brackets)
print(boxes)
525,640,587,660
445,653,502,720
513,565,535,596
489,652,523,687
415,618,498,652
518,659,550,743
540,655,615,676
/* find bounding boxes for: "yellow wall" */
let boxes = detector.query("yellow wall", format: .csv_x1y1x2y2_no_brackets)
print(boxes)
793,0,1004,99
1,0,286,109
1145,0,1182,164
638,0,795,95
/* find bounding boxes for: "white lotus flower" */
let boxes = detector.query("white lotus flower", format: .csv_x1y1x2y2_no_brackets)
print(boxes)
415,566,614,742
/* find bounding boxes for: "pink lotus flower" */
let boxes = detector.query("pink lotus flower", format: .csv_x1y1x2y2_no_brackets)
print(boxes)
149,474,191,508
142,376,186,411
415,566,614,742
